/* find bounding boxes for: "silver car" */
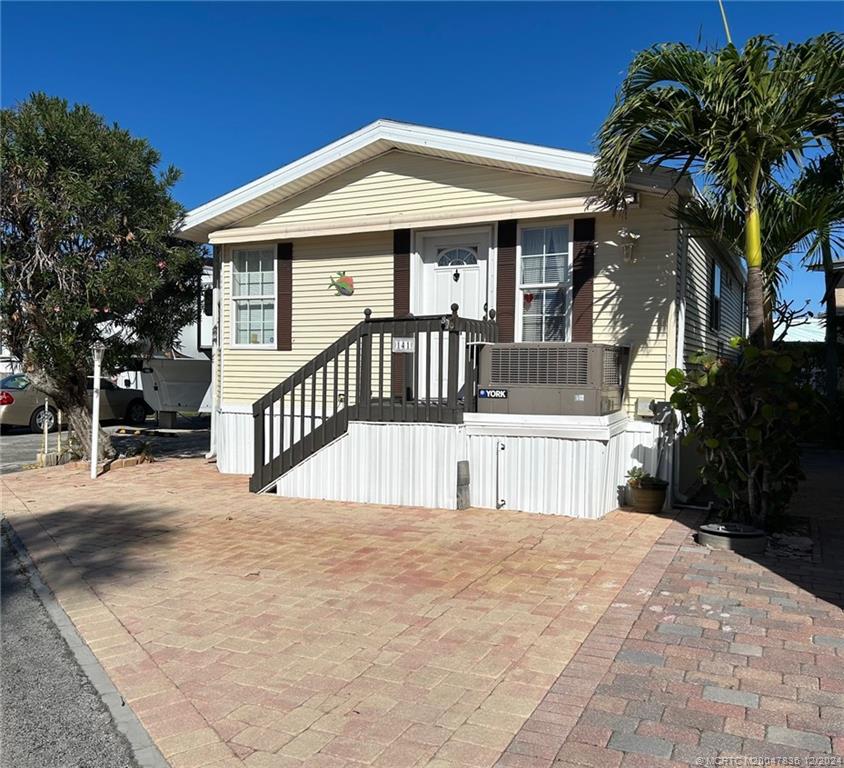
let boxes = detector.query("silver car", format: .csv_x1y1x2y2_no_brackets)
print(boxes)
0,374,150,433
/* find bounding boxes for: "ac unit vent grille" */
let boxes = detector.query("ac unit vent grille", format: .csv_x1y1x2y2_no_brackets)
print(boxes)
603,348,621,386
490,346,589,385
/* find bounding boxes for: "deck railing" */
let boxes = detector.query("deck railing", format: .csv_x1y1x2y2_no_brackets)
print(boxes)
249,304,497,493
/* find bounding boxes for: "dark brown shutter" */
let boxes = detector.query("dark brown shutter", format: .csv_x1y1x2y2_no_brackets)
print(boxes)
571,218,595,343
212,244,222,288
392,230,412,397
393,229,411,317
496,220,518,343
276,242,293,351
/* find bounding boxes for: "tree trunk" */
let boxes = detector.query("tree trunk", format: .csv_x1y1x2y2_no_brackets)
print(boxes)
746,266,767,348
746,452,764,529
64,402,113,462
763,294,775,347
822,234,839,401
24,366,114,462
744,206,768,348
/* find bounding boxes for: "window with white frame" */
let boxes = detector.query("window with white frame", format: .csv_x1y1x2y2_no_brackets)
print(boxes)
709,261,722,332
519,225,571,342
232,248,275,345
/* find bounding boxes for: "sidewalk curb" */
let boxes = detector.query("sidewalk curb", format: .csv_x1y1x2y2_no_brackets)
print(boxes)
2,519,170,768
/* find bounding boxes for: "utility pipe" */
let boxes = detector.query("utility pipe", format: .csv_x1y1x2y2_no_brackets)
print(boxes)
91,343,105,479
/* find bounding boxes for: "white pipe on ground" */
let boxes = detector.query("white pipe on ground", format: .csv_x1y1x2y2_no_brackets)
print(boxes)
42,397,48,455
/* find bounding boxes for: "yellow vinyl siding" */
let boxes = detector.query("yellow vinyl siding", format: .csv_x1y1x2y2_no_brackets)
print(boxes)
592,196,678,413
236,150,591,230
217,160,689,414
221,232,393,403
683,236,744,360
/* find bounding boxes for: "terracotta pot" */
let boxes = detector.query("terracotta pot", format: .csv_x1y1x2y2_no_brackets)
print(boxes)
629,484,667,514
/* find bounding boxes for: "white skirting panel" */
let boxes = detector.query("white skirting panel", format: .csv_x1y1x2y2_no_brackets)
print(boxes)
217,406,253,475
217,405,662,519
275,422,463,509
219,403,331,475
602,422,661,513
467,435,608,519
465,415,659,519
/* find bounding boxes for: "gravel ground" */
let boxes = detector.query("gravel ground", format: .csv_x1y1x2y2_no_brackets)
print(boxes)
0,529,138,768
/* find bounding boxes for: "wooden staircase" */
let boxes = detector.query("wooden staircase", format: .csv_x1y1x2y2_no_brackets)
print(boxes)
250,306,497,493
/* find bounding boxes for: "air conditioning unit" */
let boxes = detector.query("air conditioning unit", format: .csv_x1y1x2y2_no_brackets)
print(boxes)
476,343,626,416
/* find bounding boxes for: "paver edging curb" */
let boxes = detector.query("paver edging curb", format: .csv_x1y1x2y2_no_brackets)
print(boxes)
2,519,171,768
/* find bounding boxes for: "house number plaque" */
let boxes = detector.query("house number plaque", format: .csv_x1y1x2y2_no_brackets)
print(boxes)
392,337,415,354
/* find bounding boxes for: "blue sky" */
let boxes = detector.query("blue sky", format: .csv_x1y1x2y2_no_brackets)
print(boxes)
2,1,840,310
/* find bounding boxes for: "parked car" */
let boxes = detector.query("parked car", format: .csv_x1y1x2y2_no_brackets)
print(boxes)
0,374,151,433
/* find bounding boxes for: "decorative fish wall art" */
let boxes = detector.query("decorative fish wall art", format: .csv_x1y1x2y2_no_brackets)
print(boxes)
328,271,355,296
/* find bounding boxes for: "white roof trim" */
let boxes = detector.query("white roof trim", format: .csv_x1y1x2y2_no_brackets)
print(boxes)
180,120,600,242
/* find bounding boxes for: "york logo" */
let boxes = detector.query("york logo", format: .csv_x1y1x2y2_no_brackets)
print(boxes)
479,389,508,399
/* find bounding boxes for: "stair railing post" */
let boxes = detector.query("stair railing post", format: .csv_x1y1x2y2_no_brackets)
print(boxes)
403,332,414,406
359,309,372,420
447,303,460,416
251,400,264,492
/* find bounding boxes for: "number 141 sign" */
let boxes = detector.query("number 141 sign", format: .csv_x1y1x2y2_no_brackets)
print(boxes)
392,337,415,354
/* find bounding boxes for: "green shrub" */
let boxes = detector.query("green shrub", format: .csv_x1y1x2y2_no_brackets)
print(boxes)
666,339,816,529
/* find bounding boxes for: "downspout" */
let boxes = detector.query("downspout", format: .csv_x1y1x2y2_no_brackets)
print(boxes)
821,233,839,401
206,244,221,460
672,224,690,503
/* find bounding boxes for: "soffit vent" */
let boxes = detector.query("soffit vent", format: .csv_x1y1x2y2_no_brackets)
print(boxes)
490,345,589,386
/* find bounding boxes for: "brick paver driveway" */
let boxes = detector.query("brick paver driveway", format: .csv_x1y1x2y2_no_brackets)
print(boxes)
498,448,844,767
2,459,674,768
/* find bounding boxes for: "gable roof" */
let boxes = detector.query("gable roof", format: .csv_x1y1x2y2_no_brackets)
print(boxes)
179,119,676,243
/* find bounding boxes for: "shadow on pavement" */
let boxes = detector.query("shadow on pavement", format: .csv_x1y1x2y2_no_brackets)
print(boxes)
4,503,177,595
743,446,844,610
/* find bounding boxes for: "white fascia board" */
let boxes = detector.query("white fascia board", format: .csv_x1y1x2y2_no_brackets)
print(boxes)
181,122,387,235
376,120,595,178
180,120,600,239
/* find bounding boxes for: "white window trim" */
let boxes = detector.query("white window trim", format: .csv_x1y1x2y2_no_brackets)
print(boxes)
710,260,723,333
515,219,574,343
229,245,278,349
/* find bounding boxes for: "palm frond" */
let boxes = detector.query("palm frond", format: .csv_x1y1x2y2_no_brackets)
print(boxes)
594,33,844,218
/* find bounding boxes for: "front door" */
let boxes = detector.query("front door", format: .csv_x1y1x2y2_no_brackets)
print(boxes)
415,230,490,401
418,231,490,320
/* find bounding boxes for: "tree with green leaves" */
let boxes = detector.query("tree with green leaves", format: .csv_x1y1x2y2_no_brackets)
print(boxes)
593,33,843,347
1,93,204,460
667,342,814,529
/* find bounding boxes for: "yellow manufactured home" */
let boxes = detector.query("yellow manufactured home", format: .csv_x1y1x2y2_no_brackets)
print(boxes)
180,121,744,517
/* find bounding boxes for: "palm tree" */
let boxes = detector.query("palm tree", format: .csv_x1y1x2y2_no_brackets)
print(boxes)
593,34,844,347
679,155,844,393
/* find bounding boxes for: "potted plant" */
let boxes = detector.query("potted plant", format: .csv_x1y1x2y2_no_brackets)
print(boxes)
626,467,668,514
